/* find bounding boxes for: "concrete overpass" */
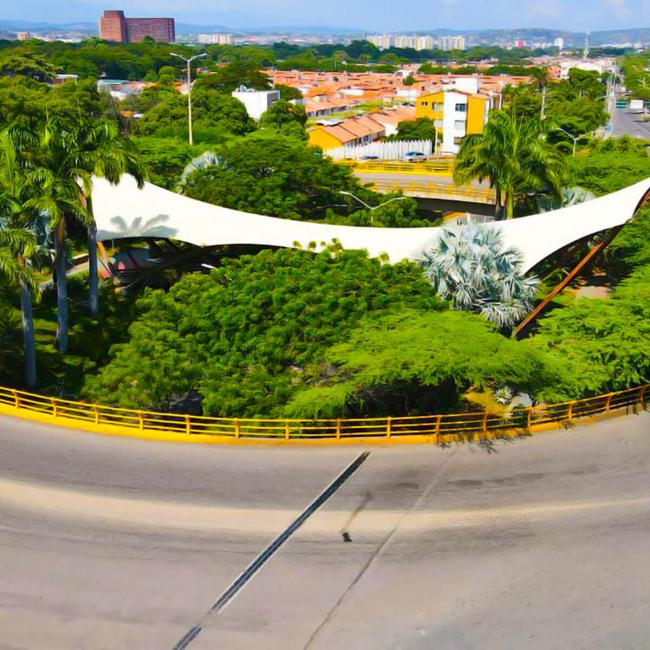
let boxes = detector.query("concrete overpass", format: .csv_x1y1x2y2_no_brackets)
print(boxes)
0,413,648,648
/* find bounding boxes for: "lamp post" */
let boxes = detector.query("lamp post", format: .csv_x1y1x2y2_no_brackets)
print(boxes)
170,52,207,146
339,191,407,225
555,127,591,156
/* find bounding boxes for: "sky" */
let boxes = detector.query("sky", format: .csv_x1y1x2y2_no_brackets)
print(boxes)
2,0,649,31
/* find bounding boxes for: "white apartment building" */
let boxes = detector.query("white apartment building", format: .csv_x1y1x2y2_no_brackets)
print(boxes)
393,35,415,48
439,35,466,51
196,33,233,45
232,86,280,121
554,37,565,49
415,35,434,50
368,34,392,49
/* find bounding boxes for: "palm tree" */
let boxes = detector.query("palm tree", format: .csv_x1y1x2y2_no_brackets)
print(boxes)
36,121,91,353
421,223,539,330
0,226,38,387
0,129,43,386
66,120,146,316
454,110,566,220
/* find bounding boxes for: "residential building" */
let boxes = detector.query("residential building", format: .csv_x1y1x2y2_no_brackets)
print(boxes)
308,114,386,150
16,31,31,41
368,34,392,50
196,33,233,45
439,35,466,51
416,89,492,154
514,39,526,48
232,86,280,120
554,37,565,49
415,35,434,51
99,10,175,43
393,35,415,49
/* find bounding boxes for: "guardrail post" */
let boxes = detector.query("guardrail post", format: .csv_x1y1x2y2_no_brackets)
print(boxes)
284,419,290,440
526,407,532,432
481,410,488,434
605,393,613,411
640,386,648,410
138,411,144,430
51,398,57,418
567,401,574,422
386,416,392,439
435,414,442,436
185,414,191,435
12,390,19,409
336,418,341,439
94,406,100,424
234,418,240,439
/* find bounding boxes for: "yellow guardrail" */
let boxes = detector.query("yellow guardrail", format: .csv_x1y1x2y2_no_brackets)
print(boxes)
369,179,496,203
0,385,646,446
340,160,455,176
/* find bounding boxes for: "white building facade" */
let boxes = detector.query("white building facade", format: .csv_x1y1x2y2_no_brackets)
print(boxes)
231,87,281,121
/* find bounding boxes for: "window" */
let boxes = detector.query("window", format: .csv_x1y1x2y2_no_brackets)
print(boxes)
434,103,444,111
454,120,466,130
455,103,467,112
420,101,429,107
453,136,463,145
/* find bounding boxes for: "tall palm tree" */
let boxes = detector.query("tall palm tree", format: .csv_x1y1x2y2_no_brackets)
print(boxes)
0,227,38,387
66,120,146,316
454,110,566,220
0,129,43,386
37,121,91,353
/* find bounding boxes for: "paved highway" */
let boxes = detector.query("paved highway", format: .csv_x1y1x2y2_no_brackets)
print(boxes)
611,107,650,139
0,412,649,649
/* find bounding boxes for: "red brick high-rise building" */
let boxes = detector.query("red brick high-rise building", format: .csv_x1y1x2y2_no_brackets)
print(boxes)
99,10,175,43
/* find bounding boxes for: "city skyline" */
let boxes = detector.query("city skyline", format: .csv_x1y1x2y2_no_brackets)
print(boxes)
1,0,649,32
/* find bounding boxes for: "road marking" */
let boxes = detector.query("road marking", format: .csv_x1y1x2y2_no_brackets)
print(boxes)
171,451,370,650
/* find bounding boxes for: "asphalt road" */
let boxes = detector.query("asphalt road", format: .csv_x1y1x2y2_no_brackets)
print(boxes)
611,107,650,139
0,412,649,649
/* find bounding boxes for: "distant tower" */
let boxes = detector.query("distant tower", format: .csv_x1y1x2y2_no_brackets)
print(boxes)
584,32,590,59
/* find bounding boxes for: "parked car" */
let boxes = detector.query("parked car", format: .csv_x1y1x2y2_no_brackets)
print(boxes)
359,155,380,161
402,151,426,162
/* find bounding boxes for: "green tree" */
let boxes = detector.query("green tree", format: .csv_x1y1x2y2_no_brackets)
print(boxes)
84,247,443,416
35,121,92,353
181,132,360,220
197,60,271,93
66,120,147,316
274,84,303,101
285,309,556,418
388,117,437,142
531,264,650,400
259,99,307,139
0,52,57,82
455,110,566,219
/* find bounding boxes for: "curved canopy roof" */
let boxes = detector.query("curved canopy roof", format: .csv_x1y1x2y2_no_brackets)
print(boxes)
93,176,650,273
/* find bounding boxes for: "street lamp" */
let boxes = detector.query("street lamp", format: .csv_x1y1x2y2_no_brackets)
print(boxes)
170,52,207,146
339,191,407,225
555,127,592,156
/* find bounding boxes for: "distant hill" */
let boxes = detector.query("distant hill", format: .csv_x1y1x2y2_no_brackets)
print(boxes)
1,19,650,46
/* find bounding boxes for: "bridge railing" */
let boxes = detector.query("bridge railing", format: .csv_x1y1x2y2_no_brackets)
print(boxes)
344,160,456,175
0,385,646,443
369,179,496,203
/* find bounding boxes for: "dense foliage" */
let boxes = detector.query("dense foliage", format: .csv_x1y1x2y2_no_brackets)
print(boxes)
532,266,650,400
286,309,558,418
84,247,444,416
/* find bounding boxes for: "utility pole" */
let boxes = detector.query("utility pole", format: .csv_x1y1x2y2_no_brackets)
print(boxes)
171,52,207,146
541,86,547,121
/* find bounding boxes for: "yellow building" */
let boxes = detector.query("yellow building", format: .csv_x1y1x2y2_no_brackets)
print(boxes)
415,90,489,154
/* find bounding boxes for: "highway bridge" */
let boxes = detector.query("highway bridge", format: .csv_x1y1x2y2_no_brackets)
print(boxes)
1,412,648,648
347,160,498,212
